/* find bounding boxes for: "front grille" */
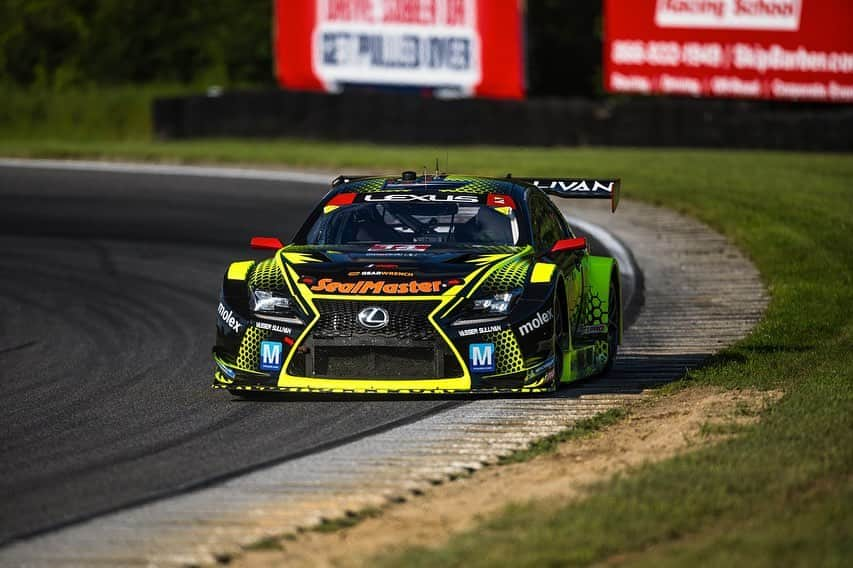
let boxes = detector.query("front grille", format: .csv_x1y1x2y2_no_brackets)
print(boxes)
287,299,463,379
314,346,459,379
287,341,463,380
312,300,439,341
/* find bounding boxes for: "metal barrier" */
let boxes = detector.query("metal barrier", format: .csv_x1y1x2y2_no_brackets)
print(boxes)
153,90,853,152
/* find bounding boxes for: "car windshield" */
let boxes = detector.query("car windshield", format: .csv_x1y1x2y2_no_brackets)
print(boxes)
305,201,520,246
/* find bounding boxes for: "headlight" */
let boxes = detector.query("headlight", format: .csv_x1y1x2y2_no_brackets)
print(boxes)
452,289,522,326
250,289,292,313
471,289,522,315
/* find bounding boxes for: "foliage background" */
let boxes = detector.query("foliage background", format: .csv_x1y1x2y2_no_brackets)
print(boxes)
0,0,275,89
0,0,603,95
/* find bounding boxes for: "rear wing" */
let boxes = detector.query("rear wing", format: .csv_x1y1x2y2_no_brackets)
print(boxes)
514,177,621,213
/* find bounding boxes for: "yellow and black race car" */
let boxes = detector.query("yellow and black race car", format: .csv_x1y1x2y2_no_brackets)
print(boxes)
213,172,622,395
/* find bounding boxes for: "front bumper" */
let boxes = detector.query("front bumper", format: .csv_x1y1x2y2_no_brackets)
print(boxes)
213,372,553,395
213,292,560,394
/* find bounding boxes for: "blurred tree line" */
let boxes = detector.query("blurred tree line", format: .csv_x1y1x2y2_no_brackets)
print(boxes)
0,0,603,97
0,0,274,88
526,1,603,97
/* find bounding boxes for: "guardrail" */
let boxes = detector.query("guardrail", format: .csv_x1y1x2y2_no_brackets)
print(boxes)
153,90,852,152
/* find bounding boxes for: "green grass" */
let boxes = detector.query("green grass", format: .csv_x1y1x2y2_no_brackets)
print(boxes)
0,100,851,565
242,535,284,551
500,408,628,465
310,507,384,533
351,150,850,566
0,84,196,141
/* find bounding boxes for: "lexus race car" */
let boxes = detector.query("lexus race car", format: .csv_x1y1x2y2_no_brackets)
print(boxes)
213,172,622,395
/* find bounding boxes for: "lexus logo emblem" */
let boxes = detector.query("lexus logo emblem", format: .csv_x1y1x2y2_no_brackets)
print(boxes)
357,306,389,329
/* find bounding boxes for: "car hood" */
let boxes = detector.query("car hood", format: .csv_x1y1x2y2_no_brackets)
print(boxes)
279,244,528,293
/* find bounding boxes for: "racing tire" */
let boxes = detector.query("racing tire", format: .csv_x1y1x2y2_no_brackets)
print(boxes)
600,275,620,375
552,294,568,391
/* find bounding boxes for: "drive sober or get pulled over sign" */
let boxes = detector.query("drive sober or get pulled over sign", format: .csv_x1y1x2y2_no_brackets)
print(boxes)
274,0,525,99
604,0,853,102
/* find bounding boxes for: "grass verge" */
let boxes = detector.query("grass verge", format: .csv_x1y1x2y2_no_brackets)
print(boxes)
311,508,384,534
0,132,850,564
0,85,196,141
499,408,628,465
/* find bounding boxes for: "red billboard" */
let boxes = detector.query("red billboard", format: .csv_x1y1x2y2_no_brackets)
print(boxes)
274,0,525,99
604,0,853,103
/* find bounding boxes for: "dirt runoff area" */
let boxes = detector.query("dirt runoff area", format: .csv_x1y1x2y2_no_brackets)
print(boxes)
229,386,782,568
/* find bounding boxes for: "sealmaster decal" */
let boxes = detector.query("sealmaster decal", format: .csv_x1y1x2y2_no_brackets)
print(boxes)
310,278,443,294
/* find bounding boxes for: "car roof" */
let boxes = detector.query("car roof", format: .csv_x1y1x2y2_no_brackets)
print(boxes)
329,173,530,202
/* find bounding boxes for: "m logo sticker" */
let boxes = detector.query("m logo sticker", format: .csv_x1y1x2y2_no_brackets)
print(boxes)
469,343,495,373
260,341,283,372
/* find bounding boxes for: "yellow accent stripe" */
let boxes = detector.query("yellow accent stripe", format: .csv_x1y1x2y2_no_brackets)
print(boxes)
283,252,322,264
323,205,339,214
279,259,309,314
276,285,472,390
461,246,534,300
271,376,469,391
310,294,444,301
227,260,254,280
218,383,554,394
530,262,556,284
466,253,511,265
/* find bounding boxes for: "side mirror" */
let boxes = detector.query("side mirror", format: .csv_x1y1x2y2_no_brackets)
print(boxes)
551,237,587,254
250,236,285,250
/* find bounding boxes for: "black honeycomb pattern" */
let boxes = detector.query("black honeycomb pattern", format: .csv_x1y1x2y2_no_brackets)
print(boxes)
581,290,608,326
483,329,524,375
236,327,269,369
441,177,516,194
479,260,530,295
348,178,389,192
249,259,285,290
311,300,439,341
594,338,609,366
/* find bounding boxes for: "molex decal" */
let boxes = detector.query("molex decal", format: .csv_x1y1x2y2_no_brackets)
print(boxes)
518,309,553,337
217,302,243,333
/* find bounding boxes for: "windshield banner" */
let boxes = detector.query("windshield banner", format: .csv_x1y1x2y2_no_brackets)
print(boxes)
274,0,524,99
604,0,853,103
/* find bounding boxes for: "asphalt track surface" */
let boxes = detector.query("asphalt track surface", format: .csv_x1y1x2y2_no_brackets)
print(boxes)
0,164,619,547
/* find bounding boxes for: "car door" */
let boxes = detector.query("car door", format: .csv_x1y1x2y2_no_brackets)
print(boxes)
528,191,584,328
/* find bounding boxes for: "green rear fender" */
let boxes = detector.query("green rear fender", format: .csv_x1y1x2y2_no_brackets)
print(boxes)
585,256,622,343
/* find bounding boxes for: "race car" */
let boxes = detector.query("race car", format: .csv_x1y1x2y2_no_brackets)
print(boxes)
213,172,622,395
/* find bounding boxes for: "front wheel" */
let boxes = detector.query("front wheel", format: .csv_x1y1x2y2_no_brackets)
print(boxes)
552,295,568,391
